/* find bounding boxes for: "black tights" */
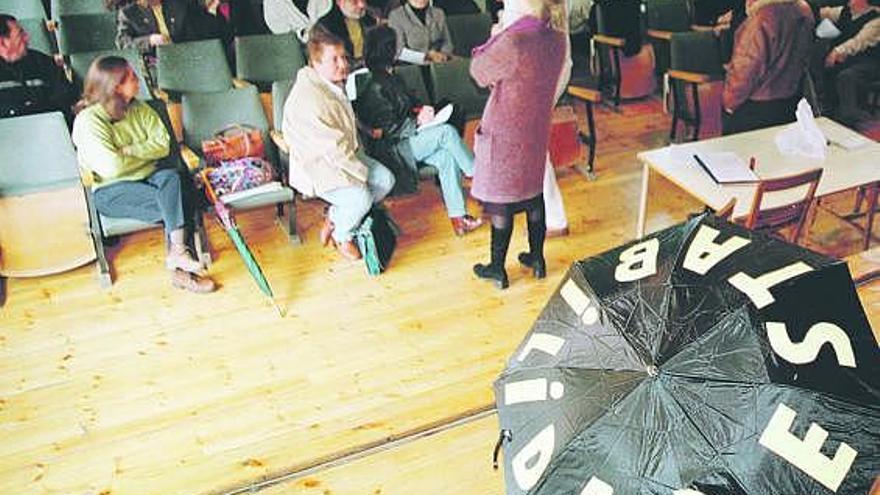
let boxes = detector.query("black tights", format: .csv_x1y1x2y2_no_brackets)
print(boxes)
487,198,546,270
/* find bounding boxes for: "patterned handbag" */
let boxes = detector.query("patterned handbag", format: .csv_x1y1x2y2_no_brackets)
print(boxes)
204,157,276,198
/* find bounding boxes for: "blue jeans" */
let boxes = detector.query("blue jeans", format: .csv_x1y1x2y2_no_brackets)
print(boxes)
404,123,474,218
93,168,186,238
319,150,395,242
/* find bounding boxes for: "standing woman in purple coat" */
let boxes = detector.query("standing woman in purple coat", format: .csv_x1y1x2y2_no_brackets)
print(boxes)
469,0,566,290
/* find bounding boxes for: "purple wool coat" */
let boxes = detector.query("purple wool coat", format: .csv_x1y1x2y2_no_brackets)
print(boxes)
469,16,565,205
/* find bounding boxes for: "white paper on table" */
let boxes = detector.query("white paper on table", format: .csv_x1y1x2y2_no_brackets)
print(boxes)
417,104,454,132
774,98,827,160
821,121,874,150
692,151,759,184
816,18,841,39
398,47,427,65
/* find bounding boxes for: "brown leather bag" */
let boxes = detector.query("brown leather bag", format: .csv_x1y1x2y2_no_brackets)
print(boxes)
201,124,265,164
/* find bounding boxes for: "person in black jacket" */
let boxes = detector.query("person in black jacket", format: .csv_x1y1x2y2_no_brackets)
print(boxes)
318,0,377,63
356,26,483,237
0,15,76,120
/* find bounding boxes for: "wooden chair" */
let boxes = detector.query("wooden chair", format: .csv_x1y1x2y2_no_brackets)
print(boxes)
713,197,736,221
743,168,823,244
848,182,879,250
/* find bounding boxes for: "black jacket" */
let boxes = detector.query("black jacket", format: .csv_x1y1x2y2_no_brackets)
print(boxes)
356,70,420,195
0,50,77,121
116,0,199,54
318,4,377,61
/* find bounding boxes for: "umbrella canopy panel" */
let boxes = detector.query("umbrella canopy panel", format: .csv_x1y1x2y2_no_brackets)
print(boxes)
496,214,879,495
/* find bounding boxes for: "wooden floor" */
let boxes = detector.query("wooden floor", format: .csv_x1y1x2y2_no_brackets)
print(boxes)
1,98,877,495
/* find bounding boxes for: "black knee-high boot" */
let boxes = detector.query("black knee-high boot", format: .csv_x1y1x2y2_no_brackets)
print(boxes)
474,217,512,289
519,203,547,279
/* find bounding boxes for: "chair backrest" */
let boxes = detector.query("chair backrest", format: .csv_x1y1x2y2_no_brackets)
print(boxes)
55,13,117,54
429,57,488,120
445,13,492,58
271,78,294,132
645,0,691,32
181,86,275,162
669,30,723,75
157,39,233,93
68,48,152,99
3,0,47,19
596,0,642,36
744,168,823,244
234,33,305,86
0,112,80,195
395,64,430,105
51,0,108,17
18,17,56,55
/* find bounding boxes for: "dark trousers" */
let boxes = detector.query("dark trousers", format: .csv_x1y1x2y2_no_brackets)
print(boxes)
722,96,800,135
93,168,188,238
834,60,880,124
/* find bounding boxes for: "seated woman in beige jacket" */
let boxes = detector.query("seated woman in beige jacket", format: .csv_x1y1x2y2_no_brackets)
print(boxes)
282,26,395,261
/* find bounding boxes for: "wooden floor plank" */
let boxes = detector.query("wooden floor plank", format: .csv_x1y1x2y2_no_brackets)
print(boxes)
1,98,875,495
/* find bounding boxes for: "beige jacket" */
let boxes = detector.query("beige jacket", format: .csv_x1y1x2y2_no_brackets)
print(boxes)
282,66,368,197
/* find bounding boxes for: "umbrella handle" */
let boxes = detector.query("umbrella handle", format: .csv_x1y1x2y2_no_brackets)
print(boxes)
492,429,512,470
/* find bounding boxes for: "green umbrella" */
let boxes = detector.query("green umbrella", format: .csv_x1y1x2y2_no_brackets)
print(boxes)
202,171,283,316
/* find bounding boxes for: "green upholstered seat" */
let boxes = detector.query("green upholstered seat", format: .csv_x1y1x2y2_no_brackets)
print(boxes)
234,33,305,88
0,112,79,196
429,57,488,120
55,13,117,54
157,39,233,94
51,0,109,17
17,17,56,55
445,13,492,58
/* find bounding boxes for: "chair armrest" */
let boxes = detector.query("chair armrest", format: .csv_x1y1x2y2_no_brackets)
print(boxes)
646,29,673,41
179,144,202,171
592,34,625,48
78,167,95,188
46,20,57,31
690,24,721,32
270,130,289,154
567,85,602,103
668,69,718,84
232,78,252,89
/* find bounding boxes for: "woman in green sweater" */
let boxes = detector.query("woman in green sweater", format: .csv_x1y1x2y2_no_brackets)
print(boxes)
72,56,215,293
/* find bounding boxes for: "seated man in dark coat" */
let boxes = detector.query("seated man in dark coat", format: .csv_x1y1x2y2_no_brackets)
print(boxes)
0,15,76,120
318,0,377,64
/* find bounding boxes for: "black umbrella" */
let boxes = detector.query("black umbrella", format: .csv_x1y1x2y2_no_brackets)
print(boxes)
494,213,879,495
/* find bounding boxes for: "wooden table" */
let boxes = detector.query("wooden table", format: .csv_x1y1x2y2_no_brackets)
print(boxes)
635,118,880,238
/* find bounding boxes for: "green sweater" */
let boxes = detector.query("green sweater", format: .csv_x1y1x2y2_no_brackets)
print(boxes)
72,100,171,189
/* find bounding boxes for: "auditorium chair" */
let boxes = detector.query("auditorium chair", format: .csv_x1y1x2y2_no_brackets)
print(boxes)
3,0,47,19
51,0,108,17
667,30,724,141
445,13,492,58
157,39,235,95
592,0,656,106
429,58,488,121
68,48,152,99
0,112,97,282
181,86,300,244
54,13,117,55
644,0,691,77
18,17,56,56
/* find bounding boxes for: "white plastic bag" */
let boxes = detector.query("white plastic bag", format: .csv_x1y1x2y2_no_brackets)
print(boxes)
774,98,827,160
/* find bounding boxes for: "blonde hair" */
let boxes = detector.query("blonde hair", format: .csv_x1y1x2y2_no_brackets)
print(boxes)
519,0,568,31
76,56,133,121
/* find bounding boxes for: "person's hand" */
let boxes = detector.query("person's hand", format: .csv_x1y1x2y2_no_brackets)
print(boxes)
825,49,844,67
371,128,383,139
490,21,504,36
205,0,221,14
426,50,450,63
149,33,169,46
416,105,435,126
